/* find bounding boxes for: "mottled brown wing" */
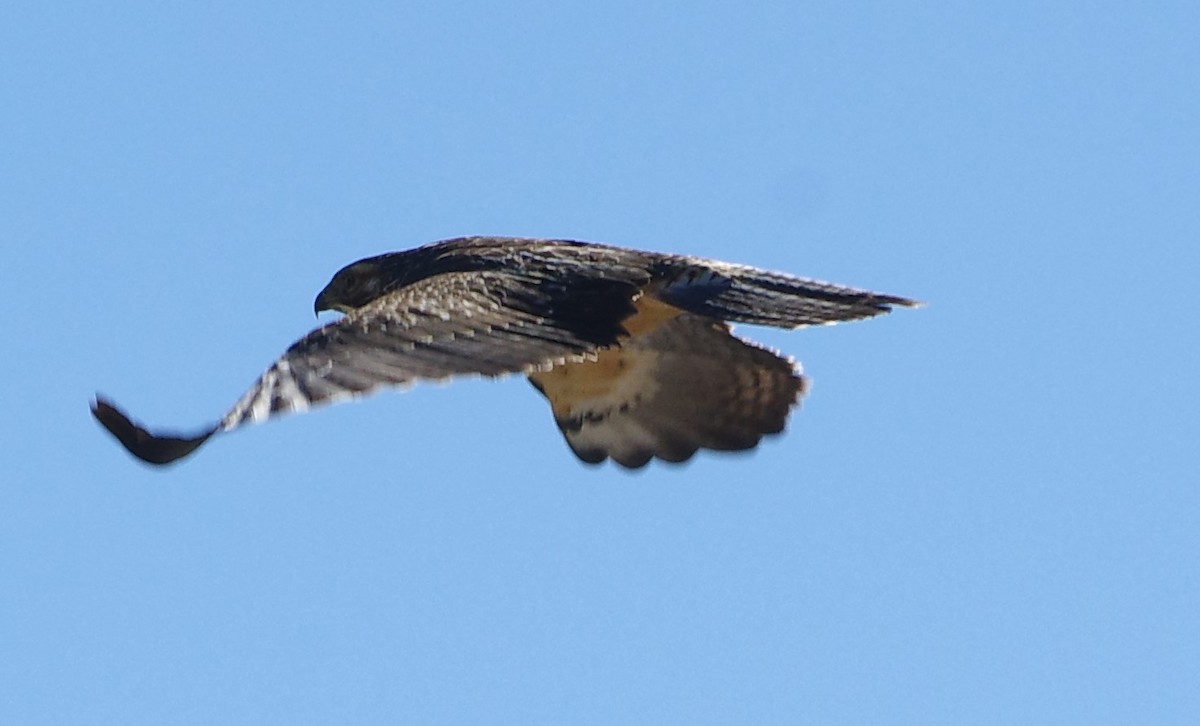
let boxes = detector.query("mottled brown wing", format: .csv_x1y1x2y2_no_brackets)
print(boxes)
529,311,807,468
93,270,640,465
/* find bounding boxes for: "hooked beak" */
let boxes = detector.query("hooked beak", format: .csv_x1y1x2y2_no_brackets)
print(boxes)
313,289,331,318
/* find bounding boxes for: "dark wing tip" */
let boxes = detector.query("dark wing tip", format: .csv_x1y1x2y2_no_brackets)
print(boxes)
882,293,924,310
91,396,217,466
845,291,922,315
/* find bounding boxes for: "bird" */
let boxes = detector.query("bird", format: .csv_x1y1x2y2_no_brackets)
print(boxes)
91,236,918,468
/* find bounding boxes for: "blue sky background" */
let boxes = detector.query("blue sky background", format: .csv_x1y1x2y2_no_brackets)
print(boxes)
3,2,1198,723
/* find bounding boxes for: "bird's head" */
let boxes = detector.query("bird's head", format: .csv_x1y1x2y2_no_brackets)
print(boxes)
314,259,387,316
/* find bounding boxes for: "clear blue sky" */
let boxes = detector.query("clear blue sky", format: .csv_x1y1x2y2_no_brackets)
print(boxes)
3,2,1197,723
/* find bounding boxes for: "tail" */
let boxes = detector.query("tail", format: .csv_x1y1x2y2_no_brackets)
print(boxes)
530,314,806,468
653,257,920,328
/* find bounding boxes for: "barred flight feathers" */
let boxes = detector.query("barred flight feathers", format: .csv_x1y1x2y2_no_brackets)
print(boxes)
92,236,918,468
218,270,639,433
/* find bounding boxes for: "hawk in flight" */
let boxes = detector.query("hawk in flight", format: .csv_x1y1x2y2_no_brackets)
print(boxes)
92,237,917,468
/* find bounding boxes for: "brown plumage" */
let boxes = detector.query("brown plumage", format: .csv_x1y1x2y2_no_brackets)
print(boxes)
91,237,918,468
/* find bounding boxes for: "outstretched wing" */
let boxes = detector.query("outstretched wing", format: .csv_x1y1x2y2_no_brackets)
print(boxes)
93,270,641,465
652,258,921,329
529,311,806,468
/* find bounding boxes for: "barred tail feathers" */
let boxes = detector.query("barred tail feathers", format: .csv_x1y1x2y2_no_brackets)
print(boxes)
530,314,807,468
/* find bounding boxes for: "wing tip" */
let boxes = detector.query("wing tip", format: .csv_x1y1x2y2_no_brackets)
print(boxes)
883,294,924,310
91,395,216,467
